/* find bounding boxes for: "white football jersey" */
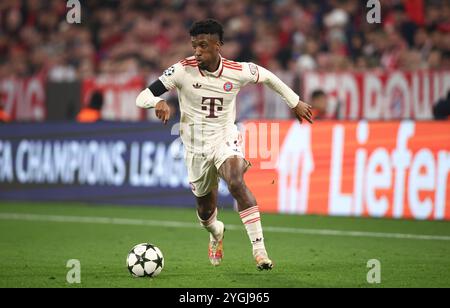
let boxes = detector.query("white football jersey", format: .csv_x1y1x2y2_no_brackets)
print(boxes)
158,55,299,154
159,56,261,154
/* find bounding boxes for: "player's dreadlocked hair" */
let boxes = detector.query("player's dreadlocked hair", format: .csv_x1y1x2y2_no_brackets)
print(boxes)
189,19,224,45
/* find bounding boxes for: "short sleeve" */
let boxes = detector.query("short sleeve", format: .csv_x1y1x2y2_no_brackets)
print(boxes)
158,62,184,90
240,62,260,86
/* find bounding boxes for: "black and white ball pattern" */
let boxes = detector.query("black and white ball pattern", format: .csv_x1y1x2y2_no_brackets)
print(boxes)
126,243,164,278
163,66,175,76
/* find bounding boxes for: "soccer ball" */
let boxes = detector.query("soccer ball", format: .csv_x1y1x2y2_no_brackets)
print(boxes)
126,243,164,278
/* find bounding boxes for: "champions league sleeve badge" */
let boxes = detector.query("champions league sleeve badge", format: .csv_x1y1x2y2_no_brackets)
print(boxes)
164,66,175,77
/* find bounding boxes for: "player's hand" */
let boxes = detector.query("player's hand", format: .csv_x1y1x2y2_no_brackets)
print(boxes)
155,100,171,125
292,101,313,124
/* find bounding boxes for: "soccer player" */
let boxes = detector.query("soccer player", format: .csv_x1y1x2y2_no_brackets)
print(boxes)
136,19,312,270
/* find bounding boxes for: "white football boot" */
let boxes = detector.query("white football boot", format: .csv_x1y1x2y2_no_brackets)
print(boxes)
254,250,274,271
208,221,225,266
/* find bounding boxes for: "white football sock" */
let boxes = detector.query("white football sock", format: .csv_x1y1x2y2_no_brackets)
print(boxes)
197,208,223,241
239,206,266,256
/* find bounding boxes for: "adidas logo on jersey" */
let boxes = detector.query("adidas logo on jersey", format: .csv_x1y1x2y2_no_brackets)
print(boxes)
193,83,202,89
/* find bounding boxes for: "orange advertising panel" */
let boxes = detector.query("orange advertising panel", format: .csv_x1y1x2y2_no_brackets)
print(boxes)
243,121,450,220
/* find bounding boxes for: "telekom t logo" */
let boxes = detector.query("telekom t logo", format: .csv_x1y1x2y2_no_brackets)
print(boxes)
201,97,223,118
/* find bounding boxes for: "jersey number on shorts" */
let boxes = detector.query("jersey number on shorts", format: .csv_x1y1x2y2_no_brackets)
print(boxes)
201,97,223,118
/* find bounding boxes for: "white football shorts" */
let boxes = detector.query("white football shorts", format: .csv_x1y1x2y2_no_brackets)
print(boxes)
185,130,250,197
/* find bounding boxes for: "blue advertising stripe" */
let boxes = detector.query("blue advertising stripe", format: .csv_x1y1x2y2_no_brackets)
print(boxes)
0,122,170,140
0,122,233,207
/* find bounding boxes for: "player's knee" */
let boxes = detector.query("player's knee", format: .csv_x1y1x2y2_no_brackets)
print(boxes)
197,207,215,221
227,176,245,194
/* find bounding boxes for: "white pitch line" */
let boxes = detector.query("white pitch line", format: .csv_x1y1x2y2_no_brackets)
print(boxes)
1,212,450,242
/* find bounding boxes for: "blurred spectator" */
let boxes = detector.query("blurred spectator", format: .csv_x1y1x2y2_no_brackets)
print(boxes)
433,91,450,120
310,89,337,120
76,91,103,123
0,0,449,80
0,103,11,123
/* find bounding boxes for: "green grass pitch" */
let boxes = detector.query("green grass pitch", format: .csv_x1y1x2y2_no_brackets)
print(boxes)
0,202,449,288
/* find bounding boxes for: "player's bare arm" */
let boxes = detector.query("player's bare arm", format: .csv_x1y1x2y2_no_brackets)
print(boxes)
251,64,313,125
292,100,313,124
155,100,171,125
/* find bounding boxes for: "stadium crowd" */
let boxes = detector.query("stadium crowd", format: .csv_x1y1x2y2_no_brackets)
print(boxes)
1,0,449,82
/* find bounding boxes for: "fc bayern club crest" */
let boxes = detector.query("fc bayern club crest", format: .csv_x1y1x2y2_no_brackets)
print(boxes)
223,82,233,92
